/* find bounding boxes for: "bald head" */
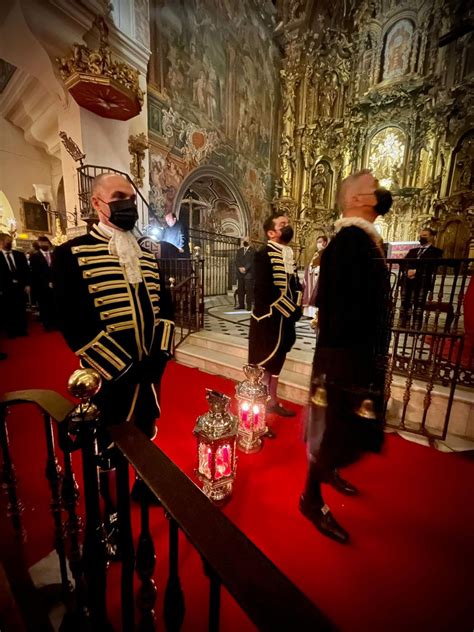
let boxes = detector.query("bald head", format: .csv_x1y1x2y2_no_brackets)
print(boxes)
91,173,136,229
337,169,380,222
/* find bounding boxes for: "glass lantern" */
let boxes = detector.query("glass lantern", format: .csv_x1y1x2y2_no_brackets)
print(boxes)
235,364,269,453
193,389,238,503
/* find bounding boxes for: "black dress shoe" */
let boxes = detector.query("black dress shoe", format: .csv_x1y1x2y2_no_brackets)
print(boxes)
329,470,359,496
266,403,296,417
299,495,349,544
265,427,277,439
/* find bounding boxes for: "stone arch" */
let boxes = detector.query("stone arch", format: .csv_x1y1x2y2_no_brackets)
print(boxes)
173,165,250,237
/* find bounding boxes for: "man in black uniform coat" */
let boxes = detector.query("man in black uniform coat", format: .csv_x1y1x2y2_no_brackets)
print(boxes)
399,227,443,329
162,212,190,257
53,174,175,530
300,169,393,544
0,233,30,337
248,213,302,431
235,236,255,310
30,235,56,331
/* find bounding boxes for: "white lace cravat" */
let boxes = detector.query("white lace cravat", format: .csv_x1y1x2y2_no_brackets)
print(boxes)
281,245,295,274
269,240,295,274
99,222,143,284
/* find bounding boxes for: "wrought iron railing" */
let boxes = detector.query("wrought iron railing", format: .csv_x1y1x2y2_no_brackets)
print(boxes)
0,391,336,632
189,228,240,297
77,164,155,231
166,258,205,348
383,258,473,440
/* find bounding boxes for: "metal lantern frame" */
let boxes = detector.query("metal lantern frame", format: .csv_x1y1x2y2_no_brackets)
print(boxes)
235,364,270,454
193,389,238,503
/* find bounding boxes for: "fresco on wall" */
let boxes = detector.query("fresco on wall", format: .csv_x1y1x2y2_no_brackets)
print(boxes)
148,0,279,232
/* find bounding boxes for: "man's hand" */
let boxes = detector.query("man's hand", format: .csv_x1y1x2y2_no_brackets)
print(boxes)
178,248,184,253
25,285,31,294
407,269,416,279
239,267,246,274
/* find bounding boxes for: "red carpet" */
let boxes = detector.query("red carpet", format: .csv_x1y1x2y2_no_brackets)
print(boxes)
1,323,473,631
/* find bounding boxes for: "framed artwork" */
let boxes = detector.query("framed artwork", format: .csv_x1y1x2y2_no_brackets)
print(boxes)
20,198,51,234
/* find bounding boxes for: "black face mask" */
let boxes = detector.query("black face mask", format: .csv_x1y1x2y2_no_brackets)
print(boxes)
243,241,249,247
279,225,294,244
108,199,138,231
40,245,50,251
419,236,428,245
374,188,393,216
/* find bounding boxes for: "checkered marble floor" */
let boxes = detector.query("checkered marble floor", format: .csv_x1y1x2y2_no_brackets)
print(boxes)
203,297,316,355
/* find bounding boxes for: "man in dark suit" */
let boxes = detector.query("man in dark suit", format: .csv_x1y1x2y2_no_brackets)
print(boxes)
248,214,302,428
300,170,393,544
29,235,56,331
0,233,30,337
400,228,443,329
162,212,190,257
235,236,255,310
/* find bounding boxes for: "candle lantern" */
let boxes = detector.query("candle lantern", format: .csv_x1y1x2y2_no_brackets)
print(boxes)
235,364,270,453
193,389,238,503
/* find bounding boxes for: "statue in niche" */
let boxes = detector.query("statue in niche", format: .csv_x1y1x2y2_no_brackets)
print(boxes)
452,133,474,193
390,164,402,190
279,136,292,191
311,163,329,207
318,72,338,118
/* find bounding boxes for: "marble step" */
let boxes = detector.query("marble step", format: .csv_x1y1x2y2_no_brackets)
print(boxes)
175,331,474,441
187,330,312,376
174,342,310,404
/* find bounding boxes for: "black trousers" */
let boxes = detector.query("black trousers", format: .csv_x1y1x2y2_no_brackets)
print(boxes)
400,281,429,328
94,379,160,449
37,287,57,330
0,285,28,336
237,276,254,309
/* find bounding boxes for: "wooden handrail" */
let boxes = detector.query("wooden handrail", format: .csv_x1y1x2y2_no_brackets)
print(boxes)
110,423,337,632
0,390,74,422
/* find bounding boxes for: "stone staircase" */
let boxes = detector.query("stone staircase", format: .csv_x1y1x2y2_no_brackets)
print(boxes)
175,330,312,404
175,329,474,444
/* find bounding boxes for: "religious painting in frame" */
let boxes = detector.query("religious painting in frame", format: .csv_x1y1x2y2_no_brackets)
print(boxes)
382,19,414,81
20,198,51,234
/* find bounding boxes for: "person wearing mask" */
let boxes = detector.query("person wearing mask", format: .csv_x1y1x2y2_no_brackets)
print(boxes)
300,169,393,544
248,213,302,435
400,228,443,329
29,235,56,331
0,233,30,337
53,173,175,551
302,235,328,318
235,236,255,311
162,212,190,257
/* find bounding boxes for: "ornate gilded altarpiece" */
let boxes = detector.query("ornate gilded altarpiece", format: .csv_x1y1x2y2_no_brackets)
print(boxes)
274,0,474,264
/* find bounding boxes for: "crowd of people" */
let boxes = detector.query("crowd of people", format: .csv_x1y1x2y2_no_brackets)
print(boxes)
0,232,57,360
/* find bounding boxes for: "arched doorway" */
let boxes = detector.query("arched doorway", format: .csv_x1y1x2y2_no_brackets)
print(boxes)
173,165,250,237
